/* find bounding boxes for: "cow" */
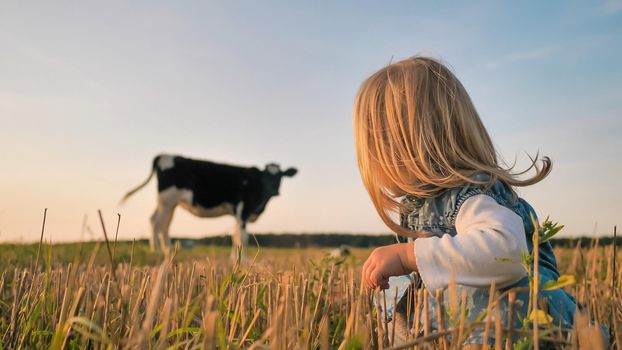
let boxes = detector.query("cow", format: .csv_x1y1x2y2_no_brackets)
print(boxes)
121,154,297,255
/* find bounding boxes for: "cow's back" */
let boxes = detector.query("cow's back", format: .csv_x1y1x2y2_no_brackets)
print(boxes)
156,156,260,209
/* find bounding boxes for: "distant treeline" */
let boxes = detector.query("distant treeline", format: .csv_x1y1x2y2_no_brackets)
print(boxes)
174,233,621,248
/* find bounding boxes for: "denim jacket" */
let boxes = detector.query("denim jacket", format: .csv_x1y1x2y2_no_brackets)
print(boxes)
396,174,577,334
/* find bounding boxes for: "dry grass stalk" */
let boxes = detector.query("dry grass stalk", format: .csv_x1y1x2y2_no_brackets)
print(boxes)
0,237,618,349
482,280,497,349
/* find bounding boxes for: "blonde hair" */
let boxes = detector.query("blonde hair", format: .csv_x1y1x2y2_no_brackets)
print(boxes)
353,56,551,237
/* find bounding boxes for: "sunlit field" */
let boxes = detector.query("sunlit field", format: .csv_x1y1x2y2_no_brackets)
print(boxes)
0,235,618,350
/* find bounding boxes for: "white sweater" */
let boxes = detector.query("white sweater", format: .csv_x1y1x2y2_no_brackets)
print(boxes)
414,194,528,292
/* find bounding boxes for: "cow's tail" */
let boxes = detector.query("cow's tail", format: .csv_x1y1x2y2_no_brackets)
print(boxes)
119,157,159,204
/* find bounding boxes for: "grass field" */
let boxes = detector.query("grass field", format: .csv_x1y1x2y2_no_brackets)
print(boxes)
0,238,619,349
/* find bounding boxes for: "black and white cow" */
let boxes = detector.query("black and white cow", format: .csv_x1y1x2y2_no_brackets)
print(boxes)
121,154,297,253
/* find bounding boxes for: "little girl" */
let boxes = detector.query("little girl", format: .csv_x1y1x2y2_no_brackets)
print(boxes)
354,56,578,346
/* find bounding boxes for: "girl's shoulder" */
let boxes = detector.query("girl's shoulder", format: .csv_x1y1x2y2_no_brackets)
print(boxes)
401,174,532,234
451,175,516,213
446,174,538,233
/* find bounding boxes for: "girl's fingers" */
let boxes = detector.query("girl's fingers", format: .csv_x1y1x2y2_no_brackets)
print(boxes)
370,270,384,288
361,260,368,282
362,259,370,277
364,263,376,289
362,259,372,282
369,274,377,289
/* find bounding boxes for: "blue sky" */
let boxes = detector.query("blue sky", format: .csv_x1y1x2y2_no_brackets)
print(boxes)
0,1,620,242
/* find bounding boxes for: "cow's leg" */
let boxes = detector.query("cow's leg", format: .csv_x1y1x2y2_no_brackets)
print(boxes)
150,204,176,253
240,221,249,246
150,208,161,252
151,188,182,253
231,202,249,260
158,205,176,250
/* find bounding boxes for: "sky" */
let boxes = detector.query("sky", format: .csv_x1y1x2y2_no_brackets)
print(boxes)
0,1,620,243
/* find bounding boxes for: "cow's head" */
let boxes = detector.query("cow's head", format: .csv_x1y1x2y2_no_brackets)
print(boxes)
262,163,297,196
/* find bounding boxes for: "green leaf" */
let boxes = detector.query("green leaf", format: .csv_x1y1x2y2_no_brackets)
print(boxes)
538,217,565,243
149,323,163,337
542,275,576,291
541,225,564,243
167,327,201,338
529,309,553,324
513,337,531,350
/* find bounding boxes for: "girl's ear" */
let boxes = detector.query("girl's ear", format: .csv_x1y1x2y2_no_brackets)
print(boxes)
282,168,298,177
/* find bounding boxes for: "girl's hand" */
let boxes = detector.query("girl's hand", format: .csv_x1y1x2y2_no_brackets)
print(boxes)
362,242,417,289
